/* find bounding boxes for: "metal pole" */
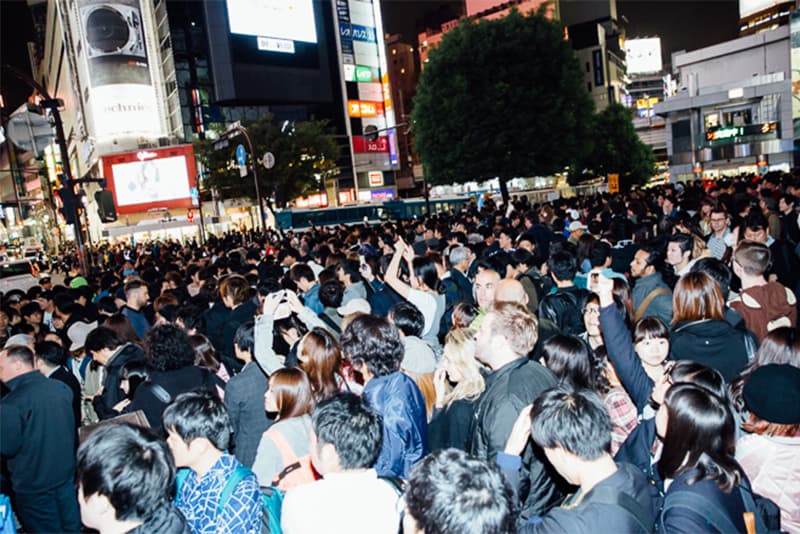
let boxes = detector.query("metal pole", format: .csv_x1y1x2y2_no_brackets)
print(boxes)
2,64,89,276
238,127,265,232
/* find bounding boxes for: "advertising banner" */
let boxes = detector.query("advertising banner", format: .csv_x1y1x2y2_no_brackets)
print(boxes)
101,145,197,214
78,0,161,140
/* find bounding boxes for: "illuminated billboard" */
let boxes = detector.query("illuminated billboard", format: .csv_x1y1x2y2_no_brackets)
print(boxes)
227,0,317,43
78,0,162,140
102,145,197,214
625,38,662,75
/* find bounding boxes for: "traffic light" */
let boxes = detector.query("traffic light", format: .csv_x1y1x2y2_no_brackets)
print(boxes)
95,189,117,222
58,185,77,224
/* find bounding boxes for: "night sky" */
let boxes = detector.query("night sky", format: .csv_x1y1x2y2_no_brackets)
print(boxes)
1,0,741,110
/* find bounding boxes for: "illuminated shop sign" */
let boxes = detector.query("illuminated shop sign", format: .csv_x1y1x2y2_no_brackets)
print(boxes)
705,122,778,141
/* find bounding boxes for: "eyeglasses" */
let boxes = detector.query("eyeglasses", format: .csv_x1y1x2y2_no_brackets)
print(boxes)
583,307,601,316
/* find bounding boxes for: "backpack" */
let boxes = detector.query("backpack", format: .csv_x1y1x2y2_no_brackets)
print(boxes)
265,426,318,491
660,483,780,534
176,466,283,534
544,288,588,336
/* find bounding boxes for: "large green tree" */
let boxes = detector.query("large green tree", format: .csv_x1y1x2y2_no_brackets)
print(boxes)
194,115,340,208
574,103,656,191
411,8,594,204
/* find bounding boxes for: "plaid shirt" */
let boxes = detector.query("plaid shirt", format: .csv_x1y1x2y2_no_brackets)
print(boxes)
176,454,261,534
604,387,639,456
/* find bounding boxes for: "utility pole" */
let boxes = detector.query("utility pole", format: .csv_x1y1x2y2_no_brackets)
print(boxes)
2,64,88,276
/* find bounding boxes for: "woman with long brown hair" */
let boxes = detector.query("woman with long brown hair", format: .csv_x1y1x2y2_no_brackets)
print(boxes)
669,271,756,381
251,367,317,491
297,327,359,400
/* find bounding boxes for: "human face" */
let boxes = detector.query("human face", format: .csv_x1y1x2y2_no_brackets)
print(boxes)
744,227,767,244
583,302,601,337
634,336,669,367
442,351,464,383
264,382,278,413
710,213,727,234
166,430,193,468
662,199,674,215
517,239,534,253
499,233,512,250
475,270,499,310
665,242,685,267
629,250,650,278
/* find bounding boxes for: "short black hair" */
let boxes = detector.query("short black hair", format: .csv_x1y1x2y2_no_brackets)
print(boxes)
389,301,425,337
337,260,362,283
162,390,231,451
35,340,67,367
530,385,612,460
668,233,693,256
96,296,119,316
548,250,577,282
20,302,41,317
311,393,382,469
743,210,769,232
233,321,255,354
637,244,664,270
406,448,515,534
588,241,612,268
319,280,345,308
691,257,733,301
76,423,175,522
289,263,315,284
144,324,196,372
175,301,206,331
340,314,403,377
85,326,123,353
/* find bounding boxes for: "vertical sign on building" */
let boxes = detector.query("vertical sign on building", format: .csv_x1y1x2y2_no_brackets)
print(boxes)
78,0,162,140
334,0,399,201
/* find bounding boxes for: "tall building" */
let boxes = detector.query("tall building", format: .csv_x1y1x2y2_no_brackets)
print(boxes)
624,37,668,163
25,0,401,243
654,26,792,181
739,0,795,35
385,34,420,195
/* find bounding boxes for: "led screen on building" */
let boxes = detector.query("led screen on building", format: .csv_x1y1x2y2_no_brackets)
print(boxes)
625,38,662,75
227,0,317,43
102,145,197,214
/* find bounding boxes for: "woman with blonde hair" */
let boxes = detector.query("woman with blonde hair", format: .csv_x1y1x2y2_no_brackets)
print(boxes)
669,271,755,381
428,328,485,451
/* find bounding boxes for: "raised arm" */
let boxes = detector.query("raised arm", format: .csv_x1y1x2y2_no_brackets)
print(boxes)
254,292,284,376
597,275,654,412
383,239,412,299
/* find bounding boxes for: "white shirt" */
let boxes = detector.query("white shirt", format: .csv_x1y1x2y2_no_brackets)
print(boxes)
281,469,400,534
407,288,437,337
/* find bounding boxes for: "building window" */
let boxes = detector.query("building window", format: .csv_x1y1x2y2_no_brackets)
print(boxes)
585,61,590,73
587,82,592,93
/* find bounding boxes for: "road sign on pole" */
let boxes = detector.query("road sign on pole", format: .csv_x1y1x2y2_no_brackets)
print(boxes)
236,144,247,166
263,151,275,170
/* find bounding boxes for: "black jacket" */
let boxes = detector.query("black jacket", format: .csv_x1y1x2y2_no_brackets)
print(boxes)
670,319,755,382
224,361,271,467
92,343,145,420
220,300,258,374
428,398,477,452
128,503,191,534
538,286,590,336
503,460,657,534
202,301,230,358
0,371,76,493
469,358,560,520
659,469,747,534
50,365,82,428
125,365,217,428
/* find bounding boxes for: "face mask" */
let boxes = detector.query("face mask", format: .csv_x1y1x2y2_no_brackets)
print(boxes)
123,269,135,277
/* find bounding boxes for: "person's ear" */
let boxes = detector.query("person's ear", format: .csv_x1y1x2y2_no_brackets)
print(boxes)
320,442,340,470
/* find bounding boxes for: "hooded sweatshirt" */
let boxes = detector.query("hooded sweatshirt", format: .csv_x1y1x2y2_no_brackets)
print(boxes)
729,282,797,342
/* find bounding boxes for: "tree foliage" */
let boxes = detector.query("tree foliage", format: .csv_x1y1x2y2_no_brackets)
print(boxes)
193,115,340,207
573,103,656,191
411,8,594,203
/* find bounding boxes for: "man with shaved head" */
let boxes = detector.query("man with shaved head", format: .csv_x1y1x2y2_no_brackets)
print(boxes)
470,267,502,329
494,279,528,307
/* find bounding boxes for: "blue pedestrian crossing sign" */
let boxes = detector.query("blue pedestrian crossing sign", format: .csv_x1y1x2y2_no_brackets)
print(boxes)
236,144,247,166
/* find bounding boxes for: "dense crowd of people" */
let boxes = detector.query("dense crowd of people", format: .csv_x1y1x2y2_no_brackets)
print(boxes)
1,172,800,534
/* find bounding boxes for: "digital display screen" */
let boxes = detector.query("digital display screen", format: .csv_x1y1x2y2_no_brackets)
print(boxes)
227,0,317,43
111,156,191,206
